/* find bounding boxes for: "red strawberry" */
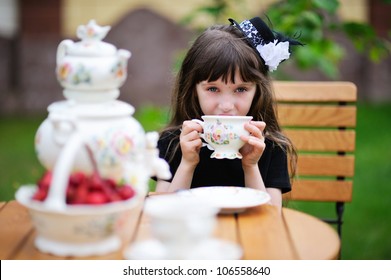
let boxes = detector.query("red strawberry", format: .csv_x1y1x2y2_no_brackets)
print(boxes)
37,171,52,191
97,177,122,202
33,170,137,204
32,188,48,201
66,183,77,204
85,191,109,205
72,181,89,204
117,185,135,200
69,171,86,186
105,178,117,189
89,172,103,190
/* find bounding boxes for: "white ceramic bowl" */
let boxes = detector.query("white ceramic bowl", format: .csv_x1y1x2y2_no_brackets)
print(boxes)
144,195,219,259
15,184,142,257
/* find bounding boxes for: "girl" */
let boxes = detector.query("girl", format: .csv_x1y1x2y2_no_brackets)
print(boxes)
155,16,302,210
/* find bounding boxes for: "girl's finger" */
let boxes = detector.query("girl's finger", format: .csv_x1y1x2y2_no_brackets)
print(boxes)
245,121,265,138
182,120,203,134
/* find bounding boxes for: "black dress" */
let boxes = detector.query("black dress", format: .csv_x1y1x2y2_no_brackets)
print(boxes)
156,129,291,193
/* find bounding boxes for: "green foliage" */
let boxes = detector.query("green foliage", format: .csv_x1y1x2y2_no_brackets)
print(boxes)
265,0,343,78
181,0,391,79
261,0,390,78
133,104,169,132
342,22,391,62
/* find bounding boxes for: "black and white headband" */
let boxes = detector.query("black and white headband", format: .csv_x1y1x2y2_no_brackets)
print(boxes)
229,17,302,72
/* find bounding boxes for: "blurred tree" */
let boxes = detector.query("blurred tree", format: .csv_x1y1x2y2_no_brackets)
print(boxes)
181,0,391,79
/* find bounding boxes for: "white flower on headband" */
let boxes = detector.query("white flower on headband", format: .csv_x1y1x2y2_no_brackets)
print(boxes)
256,40,290,72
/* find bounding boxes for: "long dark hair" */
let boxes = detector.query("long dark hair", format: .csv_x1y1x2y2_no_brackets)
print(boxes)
161,24,297,177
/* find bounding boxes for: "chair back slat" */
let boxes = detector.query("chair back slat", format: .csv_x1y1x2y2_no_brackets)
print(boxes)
285,180,353,202
274,81,357,206
278,104,357,127
274,81,357,102
296,154,355,177
284,129,356,152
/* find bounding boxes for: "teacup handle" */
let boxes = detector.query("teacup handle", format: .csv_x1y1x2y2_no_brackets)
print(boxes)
191,119,213,150
191,118,203,127
191,119,204,138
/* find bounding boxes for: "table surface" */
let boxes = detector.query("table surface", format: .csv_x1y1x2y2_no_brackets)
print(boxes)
0,195,340,260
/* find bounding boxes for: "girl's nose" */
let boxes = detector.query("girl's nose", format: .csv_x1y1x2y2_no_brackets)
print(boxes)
219,97,235,112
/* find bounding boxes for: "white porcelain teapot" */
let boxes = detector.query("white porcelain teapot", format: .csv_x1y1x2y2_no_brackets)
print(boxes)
56,20,131,103
34,20,171,203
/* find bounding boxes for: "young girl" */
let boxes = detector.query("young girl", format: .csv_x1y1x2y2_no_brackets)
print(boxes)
155,16,302,210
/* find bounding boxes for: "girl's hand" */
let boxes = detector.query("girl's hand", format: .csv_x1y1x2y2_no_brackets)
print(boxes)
179,120,203,167
240,121,266,167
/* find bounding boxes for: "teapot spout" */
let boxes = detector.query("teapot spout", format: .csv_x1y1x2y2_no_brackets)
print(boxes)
145,132,171,180
154,158,172,180
118,49,131,62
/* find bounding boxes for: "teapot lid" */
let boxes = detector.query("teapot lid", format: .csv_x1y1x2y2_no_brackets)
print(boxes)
67,20,116,57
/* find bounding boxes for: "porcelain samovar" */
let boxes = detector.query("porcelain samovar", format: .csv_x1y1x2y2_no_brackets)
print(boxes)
34,20,170,209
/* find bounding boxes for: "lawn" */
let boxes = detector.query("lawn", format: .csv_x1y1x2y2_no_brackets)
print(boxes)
0,102,390,259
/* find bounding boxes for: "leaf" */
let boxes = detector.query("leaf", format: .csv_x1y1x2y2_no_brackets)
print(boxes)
312,0,339,13
318,59,339,79
301,11,323,28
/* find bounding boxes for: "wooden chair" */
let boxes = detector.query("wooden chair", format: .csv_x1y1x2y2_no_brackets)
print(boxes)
274,81,357,239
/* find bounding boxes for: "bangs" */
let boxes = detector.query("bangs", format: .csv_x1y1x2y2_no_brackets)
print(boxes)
193,33,263,84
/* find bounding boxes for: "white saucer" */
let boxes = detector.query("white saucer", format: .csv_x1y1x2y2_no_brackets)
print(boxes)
123,238,242,260
178,186,271,214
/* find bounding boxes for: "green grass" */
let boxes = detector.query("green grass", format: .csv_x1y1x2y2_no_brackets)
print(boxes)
1,102,390,259
0,115,47,200
343,102,391,259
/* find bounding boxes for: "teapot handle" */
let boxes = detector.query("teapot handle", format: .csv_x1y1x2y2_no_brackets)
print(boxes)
56,39,74,65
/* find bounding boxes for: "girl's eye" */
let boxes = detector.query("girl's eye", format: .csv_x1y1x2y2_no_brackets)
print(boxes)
236,87,247,93
207,87,218,93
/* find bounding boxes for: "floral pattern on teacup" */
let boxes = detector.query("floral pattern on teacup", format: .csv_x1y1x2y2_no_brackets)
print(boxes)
204,119,239,145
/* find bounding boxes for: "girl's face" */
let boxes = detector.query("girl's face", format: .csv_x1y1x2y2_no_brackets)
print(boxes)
196,71,256,116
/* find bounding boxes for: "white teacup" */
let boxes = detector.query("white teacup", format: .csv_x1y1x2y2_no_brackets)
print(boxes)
192,115,253,159
144,194,218,259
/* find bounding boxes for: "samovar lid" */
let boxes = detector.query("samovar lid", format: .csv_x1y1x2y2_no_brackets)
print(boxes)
47,100,135,118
